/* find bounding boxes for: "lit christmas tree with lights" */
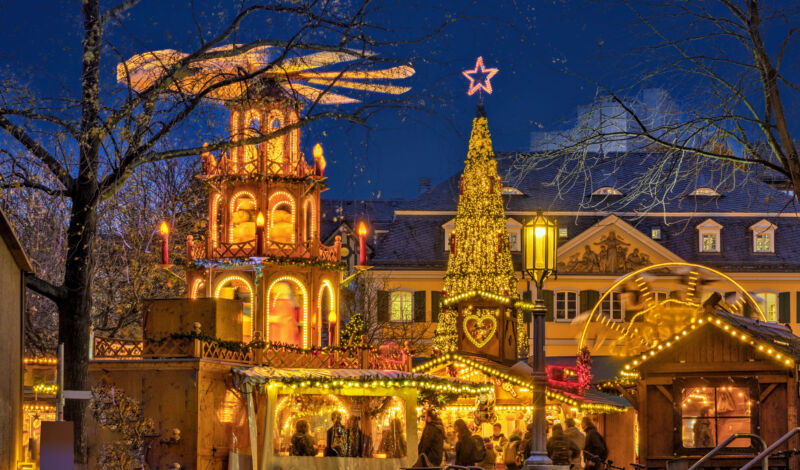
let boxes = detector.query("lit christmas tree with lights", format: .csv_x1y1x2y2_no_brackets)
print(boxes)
434,104,524,355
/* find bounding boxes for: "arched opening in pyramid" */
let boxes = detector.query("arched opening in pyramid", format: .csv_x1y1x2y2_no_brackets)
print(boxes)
215,276,254,342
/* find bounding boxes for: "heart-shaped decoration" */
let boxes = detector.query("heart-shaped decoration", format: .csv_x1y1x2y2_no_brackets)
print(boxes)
463,314,497,349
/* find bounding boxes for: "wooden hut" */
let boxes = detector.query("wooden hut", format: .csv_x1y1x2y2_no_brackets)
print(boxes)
615,309,800,469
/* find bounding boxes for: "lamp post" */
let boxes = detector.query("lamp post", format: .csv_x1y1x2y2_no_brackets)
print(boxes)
522,211,558,470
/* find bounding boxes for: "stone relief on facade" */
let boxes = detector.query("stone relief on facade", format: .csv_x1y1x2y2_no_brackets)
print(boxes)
558,230,652,273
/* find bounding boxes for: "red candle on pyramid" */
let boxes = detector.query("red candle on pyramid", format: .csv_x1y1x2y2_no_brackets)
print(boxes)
358,222,368,266
159,221,169,264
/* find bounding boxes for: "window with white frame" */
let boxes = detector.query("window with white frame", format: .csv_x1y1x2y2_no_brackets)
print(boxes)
506,218,522,251
652,291,668,304
390,291,413,322
651,227,662,240
689,187,721,197
696,219,722,253
600,292,624,321
749,219,776,253
442,219,455,251
555,291,579,321
753,292,778,322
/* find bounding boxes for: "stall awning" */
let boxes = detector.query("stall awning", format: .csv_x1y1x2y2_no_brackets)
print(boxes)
231,367,491,395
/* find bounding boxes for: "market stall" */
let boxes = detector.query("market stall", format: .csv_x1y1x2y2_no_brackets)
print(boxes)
230,367,490,470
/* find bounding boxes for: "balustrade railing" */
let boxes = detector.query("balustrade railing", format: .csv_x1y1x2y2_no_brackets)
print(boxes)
188,235,341,263
91,335,411,371
202,151,318,179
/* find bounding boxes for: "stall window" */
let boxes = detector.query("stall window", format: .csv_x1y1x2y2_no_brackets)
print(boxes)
555,291,578,321
676,379,755,451
390,292,413,322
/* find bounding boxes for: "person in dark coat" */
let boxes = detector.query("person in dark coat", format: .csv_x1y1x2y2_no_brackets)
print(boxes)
325,411,345,456
344,415,364,457
290,419,317,456
378,418,407,458
416,409,445,467
454,419,480,467
546,424,580,466
503,434,523,470
581,417,608,470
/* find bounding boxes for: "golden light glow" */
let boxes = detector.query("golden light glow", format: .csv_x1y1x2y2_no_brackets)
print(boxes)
210,193,222,248
190,279,205,299
229,190,258,242
268,191,296,244
358,221,368,236
304,199,315,241
256,211,265,227
319,280,336,343
267,276,309,348
214,275,255,339
577,262,767,350
159,221,169,236
313,143,323,159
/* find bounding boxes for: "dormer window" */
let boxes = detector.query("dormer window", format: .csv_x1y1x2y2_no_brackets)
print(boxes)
506,218,522,251
443,219,455,251
749,219,777,253
696,218,722,253
592,186,623,196
651,227,662,240
501,186,524,196
690,187,720,197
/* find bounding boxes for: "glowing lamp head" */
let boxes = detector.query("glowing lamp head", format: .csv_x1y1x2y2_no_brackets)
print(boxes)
256,211,265,227
523,211,557,285
159,221,169,237
358,221,368,237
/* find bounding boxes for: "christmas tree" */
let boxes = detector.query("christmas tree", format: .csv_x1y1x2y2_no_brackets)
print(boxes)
435,105,523,352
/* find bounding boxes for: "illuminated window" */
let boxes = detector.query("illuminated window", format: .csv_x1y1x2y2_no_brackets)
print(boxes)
390,291,413,322
506,218,522,251
753,292,778,322
442,219,455,251
600,292,624,321
690,187,720,196
592,186,622,196
677,379,754,450
651,227,662,240
750,219,776,253
558,227,568,238
696,219,722,253
555,291,578,321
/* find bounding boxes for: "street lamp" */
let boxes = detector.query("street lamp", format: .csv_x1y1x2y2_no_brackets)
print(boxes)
522,211,558,470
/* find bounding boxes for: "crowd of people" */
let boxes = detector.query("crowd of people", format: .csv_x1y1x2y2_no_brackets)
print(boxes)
416,412,608,470
288,408,609,470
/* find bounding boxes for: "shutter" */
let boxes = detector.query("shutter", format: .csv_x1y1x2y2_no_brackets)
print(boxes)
587,291,599,313
377,290,389,323
743,302,752,319
543,290,554,322
779,292,791,323
797,292,800,323
431,291,442,322
414,291,427,322
580,291,590,314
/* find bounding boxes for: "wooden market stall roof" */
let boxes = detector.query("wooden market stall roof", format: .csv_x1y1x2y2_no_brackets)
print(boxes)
619,310,800,379
412,353,629,413
231,367,491,395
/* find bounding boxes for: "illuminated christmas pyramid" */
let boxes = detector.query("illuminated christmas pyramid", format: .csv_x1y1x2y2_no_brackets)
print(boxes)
434,105,525,361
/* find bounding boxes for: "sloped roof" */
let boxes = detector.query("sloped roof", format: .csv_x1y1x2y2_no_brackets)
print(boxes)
320,199,400,242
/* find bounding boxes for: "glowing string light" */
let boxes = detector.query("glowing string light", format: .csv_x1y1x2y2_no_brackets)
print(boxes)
462,56,499,96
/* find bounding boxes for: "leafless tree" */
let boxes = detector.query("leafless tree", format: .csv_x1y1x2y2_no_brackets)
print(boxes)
341,270,435,354
519,1,800,213
0,0,466,462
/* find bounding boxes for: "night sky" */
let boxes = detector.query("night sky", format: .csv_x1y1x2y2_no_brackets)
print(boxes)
0,1,677,200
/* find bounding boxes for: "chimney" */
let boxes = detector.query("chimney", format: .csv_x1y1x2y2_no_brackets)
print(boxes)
418,177,431,194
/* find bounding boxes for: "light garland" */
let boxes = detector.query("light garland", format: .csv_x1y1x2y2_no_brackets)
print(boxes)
620,315,796,377
266,275,309,348
23,357,57,366
229,190,258,242
210,193,222,249
194,256,346,272
260,377,491,396
304,198,315,241
268,191,296,244
24,404,56,413
33,384,58,394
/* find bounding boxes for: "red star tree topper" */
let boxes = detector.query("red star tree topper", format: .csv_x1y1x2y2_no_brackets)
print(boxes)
462,56,499,95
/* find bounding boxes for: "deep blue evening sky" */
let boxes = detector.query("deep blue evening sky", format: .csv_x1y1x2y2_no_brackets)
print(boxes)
0,1,658,200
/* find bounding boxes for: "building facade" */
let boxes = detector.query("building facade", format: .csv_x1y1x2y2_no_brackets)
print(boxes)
322,153,800,359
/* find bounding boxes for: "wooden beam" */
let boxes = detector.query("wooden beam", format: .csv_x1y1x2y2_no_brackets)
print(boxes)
261,386,276,470
615,384,639,410
246,385,259,470
759,383,778,403
656,385,672,402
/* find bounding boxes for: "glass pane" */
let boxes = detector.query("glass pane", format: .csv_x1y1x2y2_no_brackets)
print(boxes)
717,418,751,446
681,387,715,417
716,387,751,416
682,418,716,448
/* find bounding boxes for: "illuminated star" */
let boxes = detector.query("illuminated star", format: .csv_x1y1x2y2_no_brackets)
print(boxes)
462,56,499,96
